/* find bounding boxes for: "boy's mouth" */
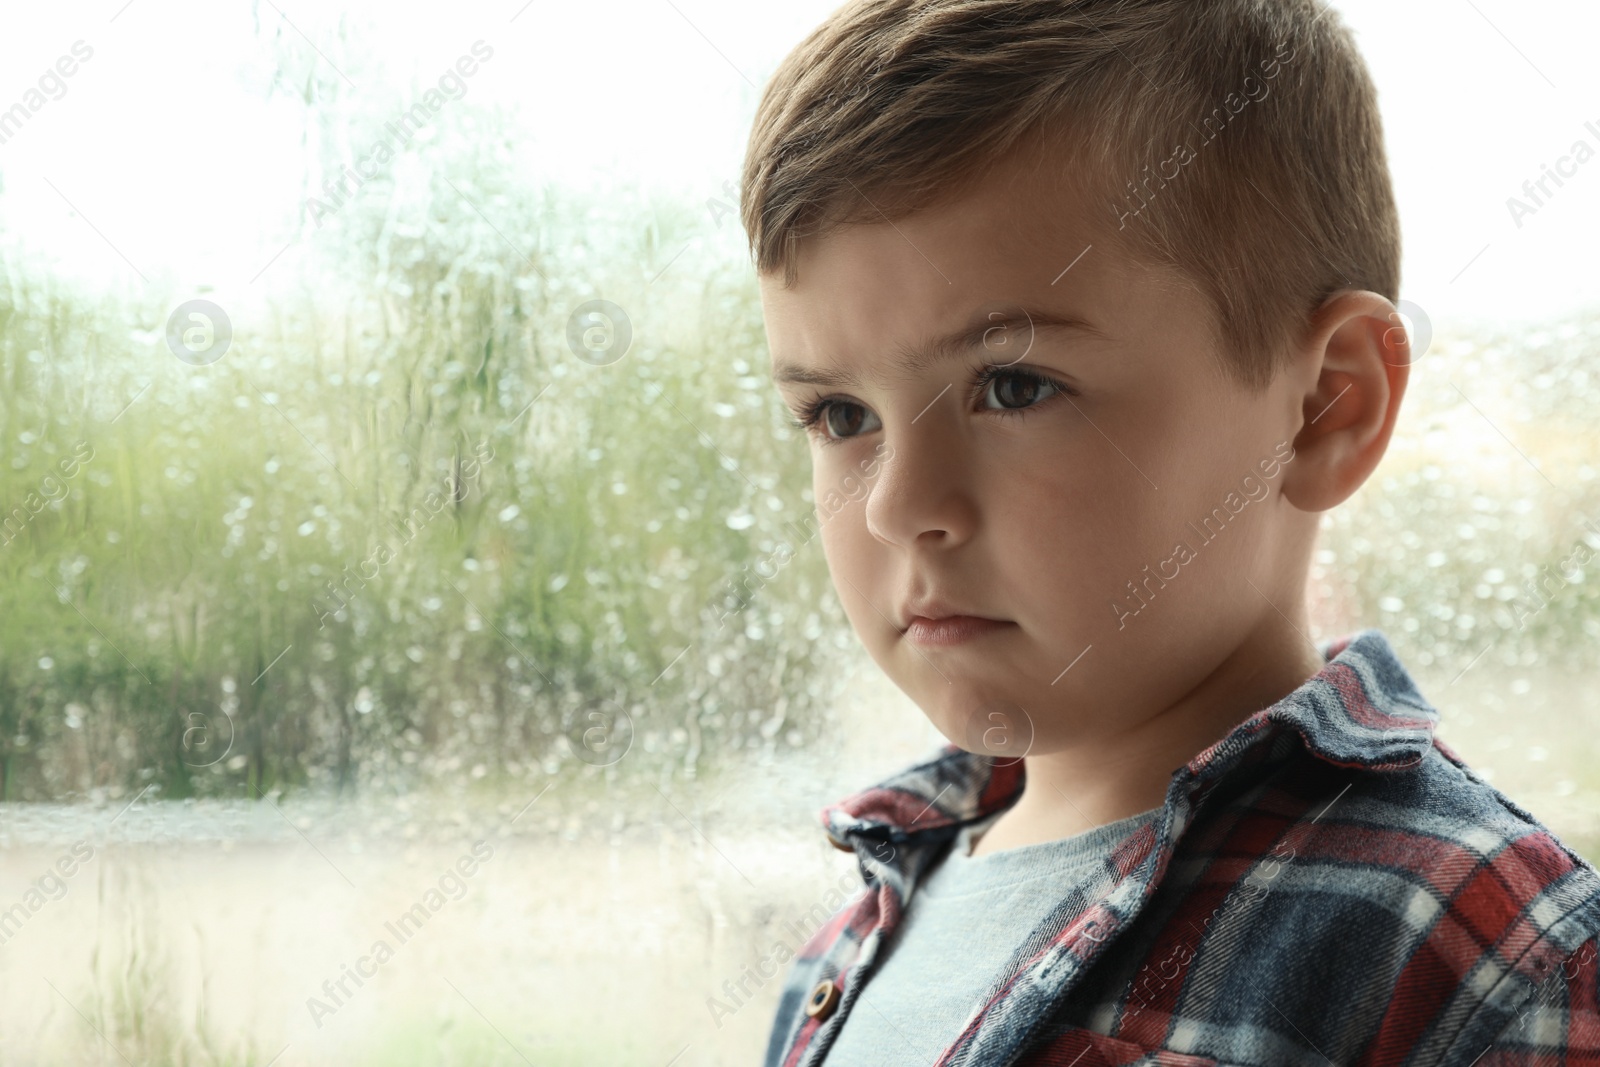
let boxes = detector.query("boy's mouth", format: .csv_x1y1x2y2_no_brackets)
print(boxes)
902,615,1015,646
899,597,1014,645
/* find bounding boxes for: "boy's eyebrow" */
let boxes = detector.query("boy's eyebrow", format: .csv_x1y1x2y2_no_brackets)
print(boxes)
770,308,1104,387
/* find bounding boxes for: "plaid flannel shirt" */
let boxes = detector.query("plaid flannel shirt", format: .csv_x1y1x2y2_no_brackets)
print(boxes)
763,629,1600,1066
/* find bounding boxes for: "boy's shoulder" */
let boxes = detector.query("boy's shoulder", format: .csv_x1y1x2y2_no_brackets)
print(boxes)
1086,656,1600,1066
777,630,1600,1067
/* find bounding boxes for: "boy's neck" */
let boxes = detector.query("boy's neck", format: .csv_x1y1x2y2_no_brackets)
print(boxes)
968,613,1326,858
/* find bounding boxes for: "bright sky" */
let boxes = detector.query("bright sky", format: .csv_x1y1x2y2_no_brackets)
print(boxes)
0,0,1596,335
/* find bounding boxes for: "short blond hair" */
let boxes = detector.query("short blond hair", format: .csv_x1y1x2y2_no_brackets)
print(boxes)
740,0,1401,388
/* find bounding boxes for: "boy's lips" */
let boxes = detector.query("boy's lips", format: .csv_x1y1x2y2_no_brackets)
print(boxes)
897,597,1010,634
902,598,1011,646
902,615,1015,646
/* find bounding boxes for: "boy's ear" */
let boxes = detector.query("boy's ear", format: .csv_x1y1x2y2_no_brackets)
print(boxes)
1279,290,1411,513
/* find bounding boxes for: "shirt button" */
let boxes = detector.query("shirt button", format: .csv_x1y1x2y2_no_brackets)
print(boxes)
805,978,841,1020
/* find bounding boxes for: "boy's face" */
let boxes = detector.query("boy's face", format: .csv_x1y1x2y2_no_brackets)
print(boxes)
759,149,1318,759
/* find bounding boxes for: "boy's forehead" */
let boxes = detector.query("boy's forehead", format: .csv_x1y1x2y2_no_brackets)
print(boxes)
766,304,1105,389
757,172,1183,384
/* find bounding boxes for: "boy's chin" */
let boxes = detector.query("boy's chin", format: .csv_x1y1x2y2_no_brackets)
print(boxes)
921,695,1038,763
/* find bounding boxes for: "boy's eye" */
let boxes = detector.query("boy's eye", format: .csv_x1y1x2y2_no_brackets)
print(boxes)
981,368,1061,412
790,365,1072,444
804,401,881,441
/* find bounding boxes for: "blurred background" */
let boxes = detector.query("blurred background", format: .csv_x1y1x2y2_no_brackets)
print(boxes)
1,0,1598,1063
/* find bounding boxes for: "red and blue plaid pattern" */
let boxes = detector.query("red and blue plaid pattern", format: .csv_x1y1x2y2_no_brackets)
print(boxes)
763,629,1600,1066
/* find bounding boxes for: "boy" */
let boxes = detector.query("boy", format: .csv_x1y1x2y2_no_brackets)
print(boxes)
738,1,1600,1064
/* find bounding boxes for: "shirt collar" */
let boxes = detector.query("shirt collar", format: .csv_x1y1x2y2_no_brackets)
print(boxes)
820,628,1438,850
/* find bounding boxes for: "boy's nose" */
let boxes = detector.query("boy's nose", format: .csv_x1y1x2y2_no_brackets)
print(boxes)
861,427,979,551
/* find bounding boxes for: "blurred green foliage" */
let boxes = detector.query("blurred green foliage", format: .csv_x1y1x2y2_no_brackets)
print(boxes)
1318,323,1600,679
0,148,851,801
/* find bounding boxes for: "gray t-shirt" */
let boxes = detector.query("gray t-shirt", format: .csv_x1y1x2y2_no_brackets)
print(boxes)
823,805,1162,1066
